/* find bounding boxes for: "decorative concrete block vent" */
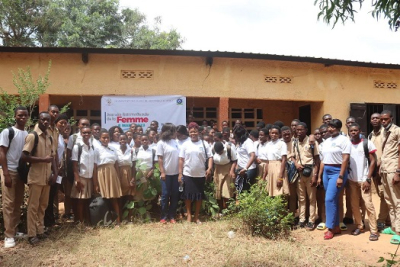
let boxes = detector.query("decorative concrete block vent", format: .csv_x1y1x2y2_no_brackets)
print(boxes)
373,80,397,89
264,76,292,84
121,70,154,79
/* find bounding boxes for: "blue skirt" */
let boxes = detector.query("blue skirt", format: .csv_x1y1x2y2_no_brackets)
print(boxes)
182,175,206,201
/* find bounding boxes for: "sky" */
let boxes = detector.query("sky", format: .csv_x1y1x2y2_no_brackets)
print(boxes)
120,0,400,64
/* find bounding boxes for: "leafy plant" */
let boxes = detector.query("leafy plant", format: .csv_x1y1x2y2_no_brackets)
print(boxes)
201,182,220,217
227,181,294,239
122,200,152,223
378,244,400,267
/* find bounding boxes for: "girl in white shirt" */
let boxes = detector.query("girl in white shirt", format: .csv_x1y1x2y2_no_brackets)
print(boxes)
265,126,289,197
108,126,123,151
256,128,269,180
179,122,213,224
176,125,189,150
133,135,157,201
71,126,96,223
234,125,256,193
157,123,180,224
94,129,122,225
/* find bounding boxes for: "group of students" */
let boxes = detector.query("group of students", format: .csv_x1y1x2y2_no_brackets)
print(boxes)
1,105,400,248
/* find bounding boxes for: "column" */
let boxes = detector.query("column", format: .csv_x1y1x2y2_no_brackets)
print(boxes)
218,97,229,128
39,94,50,112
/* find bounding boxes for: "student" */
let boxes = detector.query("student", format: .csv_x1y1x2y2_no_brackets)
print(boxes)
94,130,122,225
115,133,135,222
125,130,134,146
347,123,379,241
213,141,237,211
179,122,212,224
256,128,269,180
265,126,289,196
135,126,144,134
71,126,96,224
282,126,297,215
176,125,189,150
379,110,400,244
148,129,157,149
44,105,60,229
130,133,141,155
108,126,123,151
318,119,350,240
369,113,390,230
133,135,157,201
61,123,73,220
91,123,101,149
234,125,256,192
293,122,320,230
0,106,29,248
222,127,231,143
22,112,57,245
316,124,328,230
291,119,300,139
129,123,136,133
157,123,180,224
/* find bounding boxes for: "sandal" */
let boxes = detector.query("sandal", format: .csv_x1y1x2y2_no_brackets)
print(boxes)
316,222,326,230
340,222,347,231
382,227,396,235
369,233,379,241
351,228,364,236
324,230,334,240
391,235,400,244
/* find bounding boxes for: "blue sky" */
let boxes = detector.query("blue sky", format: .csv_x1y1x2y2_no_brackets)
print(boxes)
120,0,400,64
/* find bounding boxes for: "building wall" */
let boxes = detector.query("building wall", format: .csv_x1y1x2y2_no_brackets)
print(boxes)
0,52,399,130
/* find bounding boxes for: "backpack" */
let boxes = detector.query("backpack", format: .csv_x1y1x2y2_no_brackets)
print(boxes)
17,132,39,184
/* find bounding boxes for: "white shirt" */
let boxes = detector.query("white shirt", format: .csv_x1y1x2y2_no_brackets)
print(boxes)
213,143,237,165
349,139,377,182
156,139,180,175
92,138,102,150
95,145,118,166
72,142,95,178
0,127,28,171
135,146,157,170
321,135,351,164
116,146,132,167
109,141,120,151
57,134,64,162
257,142,268,160
177,137,189,150
67,132,82,150
179,140,212,177
266,139,287,160
236,138,256,169
253,140,259,156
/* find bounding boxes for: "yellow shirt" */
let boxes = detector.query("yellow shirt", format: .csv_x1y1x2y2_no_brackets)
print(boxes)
380,124,400,173
23,125,54,185
369,127,383,166
293,136,319,165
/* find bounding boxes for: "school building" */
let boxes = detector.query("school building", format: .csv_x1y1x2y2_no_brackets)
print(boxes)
0,46,399,133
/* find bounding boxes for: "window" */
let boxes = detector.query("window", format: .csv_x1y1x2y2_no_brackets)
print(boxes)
229,108,263,129
72,109,101,132
187,107,218,126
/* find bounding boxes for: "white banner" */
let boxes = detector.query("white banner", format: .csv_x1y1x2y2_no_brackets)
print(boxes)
101,95,186,132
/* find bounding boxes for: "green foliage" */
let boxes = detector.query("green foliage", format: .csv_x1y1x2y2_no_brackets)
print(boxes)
201,182,220,217
0,60,51,131
0,0,184,48
227,181,294,239
377,247,400,266
315,0,400,30
122,200,152,223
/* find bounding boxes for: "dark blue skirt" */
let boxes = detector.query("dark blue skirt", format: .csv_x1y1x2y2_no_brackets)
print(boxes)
182,175,206,201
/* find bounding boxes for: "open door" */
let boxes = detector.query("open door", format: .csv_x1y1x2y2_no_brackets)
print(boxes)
350,103,367,135
299,105,311,135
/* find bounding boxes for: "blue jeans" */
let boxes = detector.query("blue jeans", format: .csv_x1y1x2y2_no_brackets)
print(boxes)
323,165,348,229
161,174,180,220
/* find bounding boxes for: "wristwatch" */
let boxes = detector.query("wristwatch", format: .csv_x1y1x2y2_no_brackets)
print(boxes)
338,175,343,179
366,178,371,184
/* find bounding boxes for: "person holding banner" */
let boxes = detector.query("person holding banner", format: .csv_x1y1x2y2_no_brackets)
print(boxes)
179,122,213,224
94,129,122,225
157,123,180,224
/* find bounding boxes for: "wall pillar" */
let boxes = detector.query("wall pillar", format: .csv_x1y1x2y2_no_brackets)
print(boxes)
39,94,50,112
218,97,229,128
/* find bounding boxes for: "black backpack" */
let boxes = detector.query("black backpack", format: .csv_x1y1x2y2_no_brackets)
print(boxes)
17,131,39,184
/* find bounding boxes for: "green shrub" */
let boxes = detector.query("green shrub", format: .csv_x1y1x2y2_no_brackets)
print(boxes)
228,181,294,239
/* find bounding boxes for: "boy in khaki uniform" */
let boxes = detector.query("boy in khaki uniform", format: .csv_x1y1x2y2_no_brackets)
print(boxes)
282,126,297,215
379,110,400,244
22,112,57,245
293,122,320,230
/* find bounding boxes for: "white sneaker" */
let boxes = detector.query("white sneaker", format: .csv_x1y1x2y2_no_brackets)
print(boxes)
4,237,16,248
15,232,26,239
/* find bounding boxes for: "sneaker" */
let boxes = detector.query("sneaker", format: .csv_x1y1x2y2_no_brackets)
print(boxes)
170,219,176,224
340,222,348,231
298,221,306,228
4,237,16,248
377,222,386,231
160,219,167,224
28,236,40,245
37,233,49,240
306,222,315,231
15,232,26,239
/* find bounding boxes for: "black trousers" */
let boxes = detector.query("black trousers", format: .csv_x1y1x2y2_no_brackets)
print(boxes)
44,183,58,227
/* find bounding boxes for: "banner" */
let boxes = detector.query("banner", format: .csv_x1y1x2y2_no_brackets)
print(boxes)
101,95,186,132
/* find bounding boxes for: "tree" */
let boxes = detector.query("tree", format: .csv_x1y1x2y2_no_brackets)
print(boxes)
0,0,184,49
314,0,400,31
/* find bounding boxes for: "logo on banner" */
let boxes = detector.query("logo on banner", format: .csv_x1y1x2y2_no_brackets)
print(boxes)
106,98,112,106
176,98,183,105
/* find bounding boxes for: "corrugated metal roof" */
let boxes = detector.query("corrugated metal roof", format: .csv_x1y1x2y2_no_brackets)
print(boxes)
1,46,399,70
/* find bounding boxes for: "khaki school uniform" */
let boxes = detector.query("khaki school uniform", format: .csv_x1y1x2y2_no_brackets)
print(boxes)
95,145,122,199
286,139,298,214
380,124,400,232
293,136,319,224
370,127,390,223
23,126,54,237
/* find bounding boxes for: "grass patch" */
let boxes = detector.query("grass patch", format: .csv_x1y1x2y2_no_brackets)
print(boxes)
1,220,366,267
